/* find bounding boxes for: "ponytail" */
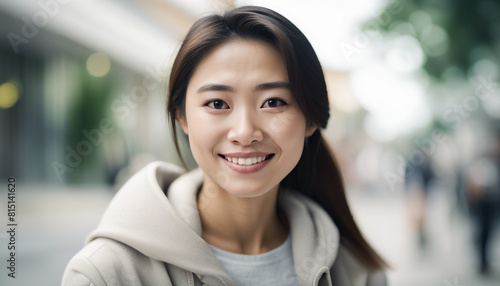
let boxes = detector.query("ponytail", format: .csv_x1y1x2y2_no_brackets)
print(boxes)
282,130,388,270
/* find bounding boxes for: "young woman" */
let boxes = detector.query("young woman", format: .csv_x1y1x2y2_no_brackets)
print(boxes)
63,6,387,286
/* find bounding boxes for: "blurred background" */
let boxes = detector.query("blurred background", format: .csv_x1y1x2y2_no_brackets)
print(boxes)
1,0,499,285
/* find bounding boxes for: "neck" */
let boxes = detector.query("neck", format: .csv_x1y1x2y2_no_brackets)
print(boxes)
197,176,288,255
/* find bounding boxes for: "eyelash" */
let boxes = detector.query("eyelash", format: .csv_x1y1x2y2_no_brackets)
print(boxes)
204,98,287,110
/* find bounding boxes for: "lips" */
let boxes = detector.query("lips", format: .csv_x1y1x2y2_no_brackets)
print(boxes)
219,154,274,166
218,152,274,170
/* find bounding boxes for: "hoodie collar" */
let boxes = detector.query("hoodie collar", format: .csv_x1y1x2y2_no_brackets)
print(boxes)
88,161,339,286
279,188,339,285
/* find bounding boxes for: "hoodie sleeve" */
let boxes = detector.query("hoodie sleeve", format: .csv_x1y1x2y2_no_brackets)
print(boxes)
62,238,176,286
61,272,96,286
61,255,105,286
61,240,125,286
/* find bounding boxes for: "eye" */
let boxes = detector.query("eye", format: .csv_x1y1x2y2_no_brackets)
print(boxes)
262,98,287,108
206,100,229,109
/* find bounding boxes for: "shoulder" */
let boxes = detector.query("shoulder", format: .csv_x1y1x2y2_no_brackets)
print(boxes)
61,238,138,286
330,245,387,286
62,238,171,286
281,190,387,285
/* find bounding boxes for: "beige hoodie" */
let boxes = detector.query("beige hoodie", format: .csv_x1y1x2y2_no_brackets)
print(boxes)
62,161,386,286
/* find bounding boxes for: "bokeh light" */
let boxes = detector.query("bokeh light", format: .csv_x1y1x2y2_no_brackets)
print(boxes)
419,24,449,57
385,35,426,73
86,53,111,77
0,82,20,109
351,63,431,141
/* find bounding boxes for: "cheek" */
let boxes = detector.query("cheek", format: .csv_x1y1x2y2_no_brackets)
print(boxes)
185,111,225,159
281,129,305,163
270,110,307,144
270,111,307,161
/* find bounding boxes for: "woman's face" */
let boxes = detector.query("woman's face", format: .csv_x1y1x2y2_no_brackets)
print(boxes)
178,39,315,198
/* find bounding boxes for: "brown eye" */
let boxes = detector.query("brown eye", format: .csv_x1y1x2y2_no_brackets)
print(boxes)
207,100,229,109
262,99,286,108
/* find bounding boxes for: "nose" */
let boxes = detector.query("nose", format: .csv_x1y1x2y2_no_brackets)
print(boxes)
227,110,264,146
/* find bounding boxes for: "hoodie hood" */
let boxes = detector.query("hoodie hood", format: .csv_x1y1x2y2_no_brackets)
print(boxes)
87,161,340,285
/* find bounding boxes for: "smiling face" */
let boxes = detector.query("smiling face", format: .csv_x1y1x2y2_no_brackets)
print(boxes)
178,39,315,198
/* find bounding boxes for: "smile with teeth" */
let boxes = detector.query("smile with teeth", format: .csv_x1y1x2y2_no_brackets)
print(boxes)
221,154,273,166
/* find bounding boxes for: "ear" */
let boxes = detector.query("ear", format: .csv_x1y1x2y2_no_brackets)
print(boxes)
305,123,317,137
176,109,189,135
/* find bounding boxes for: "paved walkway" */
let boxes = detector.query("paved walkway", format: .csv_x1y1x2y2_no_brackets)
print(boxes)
348,188,500,286
0,185,113,286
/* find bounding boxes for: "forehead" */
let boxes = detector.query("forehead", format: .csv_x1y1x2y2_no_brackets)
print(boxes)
188,39,288,86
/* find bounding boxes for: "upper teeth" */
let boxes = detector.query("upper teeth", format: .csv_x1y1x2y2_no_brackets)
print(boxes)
225,156,267,165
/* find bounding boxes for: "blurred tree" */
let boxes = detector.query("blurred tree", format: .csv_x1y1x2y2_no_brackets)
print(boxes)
371,0,500,80
66,68,112,183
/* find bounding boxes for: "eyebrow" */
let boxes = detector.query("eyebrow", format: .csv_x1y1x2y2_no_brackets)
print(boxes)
196,81,290,93
254,81,290,91
197,84,235,93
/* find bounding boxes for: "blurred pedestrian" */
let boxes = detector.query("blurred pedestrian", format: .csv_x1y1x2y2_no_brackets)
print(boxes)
405,151,436,250
466,130,500,274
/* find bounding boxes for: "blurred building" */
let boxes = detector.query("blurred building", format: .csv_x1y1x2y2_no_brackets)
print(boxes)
0,0,203,185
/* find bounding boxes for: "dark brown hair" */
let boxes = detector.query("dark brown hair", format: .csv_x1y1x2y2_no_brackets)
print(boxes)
167,6,387,270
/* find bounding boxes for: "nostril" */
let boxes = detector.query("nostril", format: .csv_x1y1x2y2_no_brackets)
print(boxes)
227,118,264,145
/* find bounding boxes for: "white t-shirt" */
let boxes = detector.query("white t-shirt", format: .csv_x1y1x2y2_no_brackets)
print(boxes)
209,235,299,286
